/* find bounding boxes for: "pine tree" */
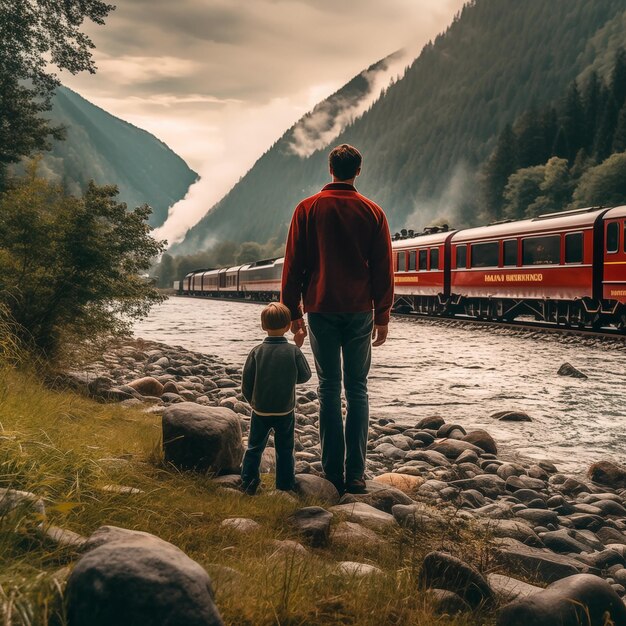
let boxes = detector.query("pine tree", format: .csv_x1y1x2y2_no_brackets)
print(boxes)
612,102,626,153
481,124,517,221
561,82,585,162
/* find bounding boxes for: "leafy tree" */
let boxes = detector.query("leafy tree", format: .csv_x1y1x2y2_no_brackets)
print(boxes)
502,165,545,220
0,0,114,188
0,163,164,361
236,242,264,264
157,253,176,288
573,152,626,207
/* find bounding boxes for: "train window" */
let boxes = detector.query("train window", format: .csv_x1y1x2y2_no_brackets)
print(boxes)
430,248,439,270
607,222,619,254
471,242,499,268
418,250,428,270
408,251,416,271
565,233,583,264
503,240,517,266
397,252,406,271
456,245,467,269
522,235,561,265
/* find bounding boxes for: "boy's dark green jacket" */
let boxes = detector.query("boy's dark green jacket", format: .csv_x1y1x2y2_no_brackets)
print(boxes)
242,336,312,415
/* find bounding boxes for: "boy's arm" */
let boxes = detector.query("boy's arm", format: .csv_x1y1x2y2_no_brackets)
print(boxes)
241,350,256,403
370,212,394,327
295,348,312,384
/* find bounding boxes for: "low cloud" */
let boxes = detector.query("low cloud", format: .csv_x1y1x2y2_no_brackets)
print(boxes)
287,50,411,159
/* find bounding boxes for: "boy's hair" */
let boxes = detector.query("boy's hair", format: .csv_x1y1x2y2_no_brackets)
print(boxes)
261,302,291,330
329,144,362,181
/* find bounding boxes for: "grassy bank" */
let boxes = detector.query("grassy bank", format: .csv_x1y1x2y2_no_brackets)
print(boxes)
0,367,497,626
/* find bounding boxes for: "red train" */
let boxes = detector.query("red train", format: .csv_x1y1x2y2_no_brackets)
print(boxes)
181,206,626,331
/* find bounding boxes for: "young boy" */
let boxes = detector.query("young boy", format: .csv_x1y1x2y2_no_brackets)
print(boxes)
240,302,312,494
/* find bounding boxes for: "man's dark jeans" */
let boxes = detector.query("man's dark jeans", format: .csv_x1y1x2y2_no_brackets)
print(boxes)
241,411,295,491
308,311,373,485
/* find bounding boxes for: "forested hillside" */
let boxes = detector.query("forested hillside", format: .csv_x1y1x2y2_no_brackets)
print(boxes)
33,87,198,228
176,0,626,254
482,48,626,221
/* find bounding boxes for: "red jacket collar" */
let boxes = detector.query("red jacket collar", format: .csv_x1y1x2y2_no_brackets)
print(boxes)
322,182,356,192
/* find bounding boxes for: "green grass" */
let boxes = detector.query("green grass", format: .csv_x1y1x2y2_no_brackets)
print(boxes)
0,364,499,625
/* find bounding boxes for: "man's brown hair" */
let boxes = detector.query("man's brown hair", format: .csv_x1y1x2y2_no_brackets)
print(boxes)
261,302,291,330
329,144,362,181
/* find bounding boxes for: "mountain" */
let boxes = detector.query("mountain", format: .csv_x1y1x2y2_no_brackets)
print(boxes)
37,86,198,228
175,0,626,254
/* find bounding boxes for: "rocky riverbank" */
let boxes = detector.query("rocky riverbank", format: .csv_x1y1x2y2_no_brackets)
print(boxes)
37,337,626,624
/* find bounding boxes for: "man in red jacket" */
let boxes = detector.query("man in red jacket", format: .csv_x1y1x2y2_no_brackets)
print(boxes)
281,144,394,494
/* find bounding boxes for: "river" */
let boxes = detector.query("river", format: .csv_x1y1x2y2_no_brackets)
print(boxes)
134,296,626,473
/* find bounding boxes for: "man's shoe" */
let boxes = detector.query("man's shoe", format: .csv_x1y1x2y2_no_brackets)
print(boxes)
345,478,367,494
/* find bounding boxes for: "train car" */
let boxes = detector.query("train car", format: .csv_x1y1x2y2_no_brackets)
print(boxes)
448,207,609,325
392,227,455,314
219,265,246,294
199,269,220,295
182,272,195,294
239,258,283,300
602,206,626,329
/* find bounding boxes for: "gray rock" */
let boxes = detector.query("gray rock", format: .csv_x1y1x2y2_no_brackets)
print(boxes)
162,403,243,473
267,539,308,560
539,529,590,554
462,430,498,455
331,521,384,548
39,524,87,549
424,589,471,615
415,416,445,430
492,410,533,422
515,508,559,527
479,519,544,548
295,474,340,505
211,475,242,489
127,376,164,397
392,503,445,528
220,518,261,533
330,502,396,530
336,561,383,577
373,443,406,460
287,507,333,547
588,460,626,490
0,487,46,519
449,475,506,499
419,551,496,609
487,573,542,602
557,362,588,379
437,423,467,439
430,439,483,459
496,574,626,626
405,450,451,467
339,481,413,513
65,526,224,626
494,537,594,584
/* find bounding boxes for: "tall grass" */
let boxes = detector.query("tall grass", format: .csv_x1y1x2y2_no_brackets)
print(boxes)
0,320,498,625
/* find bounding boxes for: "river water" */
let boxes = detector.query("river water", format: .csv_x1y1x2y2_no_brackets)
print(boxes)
134,296,626,473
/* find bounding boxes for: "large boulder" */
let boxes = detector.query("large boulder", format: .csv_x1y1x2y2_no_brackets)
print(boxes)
127,376,164,397
419,551,496,609
496,574,626,626
430,439,483,459
330,502,396,530
294,474,340,505
65,526,224,626
162,403,243,473
588,460,626,489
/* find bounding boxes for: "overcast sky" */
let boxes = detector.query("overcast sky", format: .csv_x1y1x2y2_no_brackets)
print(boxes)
63,0,466,243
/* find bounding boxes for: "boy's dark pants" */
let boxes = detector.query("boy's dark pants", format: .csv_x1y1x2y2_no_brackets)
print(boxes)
241,411,295,490
307,311,373,486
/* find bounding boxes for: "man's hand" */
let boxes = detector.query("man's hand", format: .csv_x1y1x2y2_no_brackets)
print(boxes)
291,318,307,347
372,324,388,347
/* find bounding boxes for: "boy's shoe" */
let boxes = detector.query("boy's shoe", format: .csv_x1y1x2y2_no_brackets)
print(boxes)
345,478,367,494
241,479,260,496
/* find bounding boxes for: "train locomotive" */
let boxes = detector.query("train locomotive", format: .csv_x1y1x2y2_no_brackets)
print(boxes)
181,206,626,331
